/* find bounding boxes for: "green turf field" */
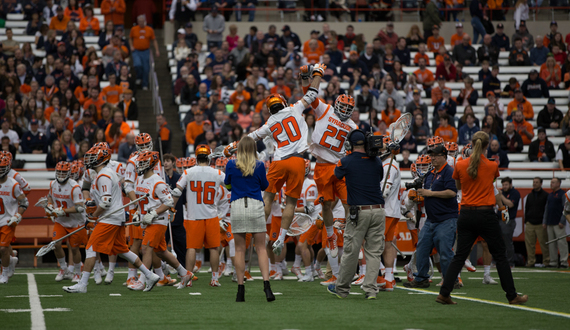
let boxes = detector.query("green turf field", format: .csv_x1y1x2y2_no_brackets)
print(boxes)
2,267,570,330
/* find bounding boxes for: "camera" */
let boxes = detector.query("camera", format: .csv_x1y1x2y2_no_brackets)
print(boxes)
365,134,384,157
405,177,423,190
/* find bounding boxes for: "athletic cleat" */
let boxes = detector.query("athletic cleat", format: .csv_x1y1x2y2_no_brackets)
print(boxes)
232,272,238,282
327,284,343,298
192,275,198,281
353,274,359,280
55,269,72,282
358,248,364,260
167,265,177,275
325,234,338,258
273,272,283,280
483,274,498,285
315,267,325,280
62,283,87,293
179,271,194,288
100,267,107,277
104,270,114,284
379,279,395,291
94,269,102,285
376,276,387,288
352,274,365,285
291,266,303,279
128,280,145,291
143,273,160,292
320,275,337,286
299,272,314,282
403,264,414,282
218,262,226,278
244,271,254,281
269,270,277,279
72,274,80,283
464,259,476,272
223,266,233,277
193,260,202,273
157,275,177,286
8,256,18,277
436,280,443,287
0,275,8,284
280,261,289,275
272,240,284,256
458,277,464,287
209,279,221,287
124,276,136,287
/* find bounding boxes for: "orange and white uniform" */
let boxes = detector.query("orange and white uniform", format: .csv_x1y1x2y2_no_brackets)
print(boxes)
0,178,23,247
8,169,30,195
135,173,174,252
298,180,323,245
269,187,285,241
447,155,456,168
84,160,125,187
383,157,401,241
49,179,87,247
177,166,225,249
218,185,233,246
248,101,308,199
329,200,345,247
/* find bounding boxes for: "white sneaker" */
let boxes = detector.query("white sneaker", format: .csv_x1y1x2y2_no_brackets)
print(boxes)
272,240,284,256
352,274,365,285
94,269,102,285
99,266,107,277
72,274,80,283
483,274,498,285
464,259,476,272
0,275,8,284
128,280,145,291
167,265,177,275
209,279,221,287
63,283,87,293
55,269,70,282
223,266,232,277
178,271,193,289
280,261,289,275
312,267,318,278
273,272,283,280
104,270,114,284
144,273,160,292
291,266,303,279
298,272,314,282
231,272,238,282
8,256,18,277
315,267,325,280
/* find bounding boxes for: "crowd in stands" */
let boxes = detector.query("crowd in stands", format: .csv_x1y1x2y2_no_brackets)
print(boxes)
0,0,161,168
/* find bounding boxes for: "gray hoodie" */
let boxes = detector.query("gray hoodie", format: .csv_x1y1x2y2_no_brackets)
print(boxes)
203,13,225,43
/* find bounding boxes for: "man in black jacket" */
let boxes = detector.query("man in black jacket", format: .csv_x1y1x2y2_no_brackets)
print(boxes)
73,111,97,145
537,98,563,129
524,178,550,267
477,34,499,65
163,153,187,266
487,139,509,168
521,69,549,99
492,23,510,51
528,128,556,162
499,122,524,153
555,134,570,172
482,65,501,97
508,38,531,66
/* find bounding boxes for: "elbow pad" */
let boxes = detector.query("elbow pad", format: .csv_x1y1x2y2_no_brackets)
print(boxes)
123,181,135,194
82,180,91,192
163,197,175,208
100,196,112,210
302,87,319,105
383,184,392,199
18,197,29,210
171,188,183,198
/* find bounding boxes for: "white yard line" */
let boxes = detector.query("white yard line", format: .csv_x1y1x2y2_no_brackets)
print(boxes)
27,273,46,330
396,286,570,320
5,295,62,298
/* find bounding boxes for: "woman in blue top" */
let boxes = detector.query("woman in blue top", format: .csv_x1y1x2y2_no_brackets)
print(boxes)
224,136,275,303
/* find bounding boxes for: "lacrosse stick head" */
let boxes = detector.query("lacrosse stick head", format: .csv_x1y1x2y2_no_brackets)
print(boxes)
287,213,313,236
36,242,56,257
390,113,413,144
35,196,50,208
209,145,226,161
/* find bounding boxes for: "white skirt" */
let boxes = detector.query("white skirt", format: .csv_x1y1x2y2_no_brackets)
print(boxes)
230,197,266,234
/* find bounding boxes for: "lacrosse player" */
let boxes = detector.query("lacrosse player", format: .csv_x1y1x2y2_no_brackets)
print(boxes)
130,151,193,290
172,145,225,287
1,151,31,195
47,161,87,282
63,146,159,293
0,155,29,284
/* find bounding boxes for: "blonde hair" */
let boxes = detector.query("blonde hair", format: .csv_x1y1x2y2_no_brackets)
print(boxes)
236,136,257,177
467,131,490,179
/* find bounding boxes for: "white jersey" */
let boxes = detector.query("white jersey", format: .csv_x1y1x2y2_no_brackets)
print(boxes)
90,167,124,225
217,185,231,223
382,158,401,218
0,177,23,227
125,154,164,185
135,174,173,226
309,100,357,163
271,187,284,217
248,100,308,161
400,189,427,231
177,166,225,220
446,155,456,168
49,179,83,228
332,200,345,220
9,169,30,194
297,178,321,220
84,160,125,185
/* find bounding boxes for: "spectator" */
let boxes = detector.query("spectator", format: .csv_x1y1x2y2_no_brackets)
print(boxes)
431,76,452,105
105,109,131,153
270,76,291,99
478,60,491,82
524,177,550,267
359,44,381,74
340,51,369,83
399,149,412,169
528,128,555,162
521,69,549,99
101,73,122,106
406,24,425,51
405,89,428,119
98,21,115,50
129,15,159,90
60,130,78,161
477,34,499,65
514,20,534,51
435,55,456,82
118,132,136,162
229,82,251,110
456,77,478,106
508,38,531,66
157,114,171,154
503,77,520,99
469,0,487,44
393,37,410,67
423,3,441,40
0,118,20,150
531,36,549,66
277,25,301,52
46,139,66,168
203,6,225,51
173,29,192,62
377,80,404,111
21,119,47,153
413,58,435,95
452,34,476,67
180,76,199,105
83,87,105,118
450,23,467,46
458,113,480,145
486,103,505,133
499,122,524,153
73,110,97,145
49,6,70,35
487,139,509,168
412,113,430,145
101,0,127,28
184,23,198,48
481,117,498,141
356,83,374,114
537,98,563,129
482,64,501,97
381,97,401,127
492,23,510,51
540,56,562,89
350,109,370,132
512,110,534,145
168,0,198,33
556,133,570,171
378,22,398,48
118,89,138,120
499,177,520,267
400,130,417,153
543,177,569,268
507,89,534,120
230,38,249,65
186,110,205,145
2,28,20,57
78,5,100,36
434,114,458,143
193,120,215,148
235,102,253,130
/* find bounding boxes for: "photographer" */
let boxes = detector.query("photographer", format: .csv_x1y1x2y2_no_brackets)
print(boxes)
327,130,386,300
404,145,458,288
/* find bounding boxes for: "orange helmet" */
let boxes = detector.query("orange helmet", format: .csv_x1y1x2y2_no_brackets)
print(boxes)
266,93,287,114
0,155,10,178
461,143,472,159
0,151,12,165
380,135,393,158
136,151,160,175
55,161,71,183
195,144,211,159
410,163,418,179
129,151,140,160
427,136,444,151
94,142,110,151
215,157,228,171
184,157,197,169
135,133,153,152
176,157,184,174
445,142,458,158
415,154,433,177
71,160,85,181
84,146,111,169
304,159,311,176
334,94,355,121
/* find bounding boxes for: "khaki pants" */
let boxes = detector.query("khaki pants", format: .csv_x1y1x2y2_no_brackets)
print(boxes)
524,223,550,266
546,224,569,267
336,208,385,298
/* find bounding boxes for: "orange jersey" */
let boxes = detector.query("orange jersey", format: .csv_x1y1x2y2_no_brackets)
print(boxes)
414,69,434,87
450,33,470,46
130,25,155,51
229,91,251,111
427,36,445,52
302,39,325,55
102,85,123,105
434,125,458,143
507,99,534,120
185,121,204,144
270,85,292,98
303,49,323,65
513,120,535,145
413,53,430,66
381,109,401,127
78,17,100,35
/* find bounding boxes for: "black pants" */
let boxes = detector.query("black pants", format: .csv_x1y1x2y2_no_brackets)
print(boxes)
440,209,518,301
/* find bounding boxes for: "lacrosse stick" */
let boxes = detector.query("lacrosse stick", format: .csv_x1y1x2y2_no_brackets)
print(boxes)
37,194,149,257
382,113,413,192
392,242,407,259
158,135,178,259
546,233,570,245
247,237,254,273
35,196,55,222
86,194,149,222
209,145,227,161
287,213,313,236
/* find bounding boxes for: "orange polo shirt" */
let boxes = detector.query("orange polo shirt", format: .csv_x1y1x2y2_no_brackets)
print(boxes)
79,17,100,35
434,125,458,143
507,98,534,120
49,15,70,32
513,120,535,145
102,85,123,105
130,25,155,51
186,121,204,144
453,155,499,207
413,53,430,66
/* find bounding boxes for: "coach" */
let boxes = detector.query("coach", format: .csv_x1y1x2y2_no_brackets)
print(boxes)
327,130,385,300
404,145,458,288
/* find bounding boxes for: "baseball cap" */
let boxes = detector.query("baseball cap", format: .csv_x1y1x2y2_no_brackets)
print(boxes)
177,28,185,35
229,112,238,121
282,25,291,32
203,120,212,126
349,50,358,56
455,22,463,28
496,23,504,29
437,75,445,80
348,130,366,146
211,5,218,12
427,145,447,156
548,97,556,104
310,30,320,35
519,20,526,27
57,41,66,47
551,21,558,26
530,69,538,75
412,89,420,95
56,5,63,11
514,88,522,93
0,118,8,124
432,25,440,30
30,119,39,125
185,22,193,28
486,91,495,97
538,127,546,134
